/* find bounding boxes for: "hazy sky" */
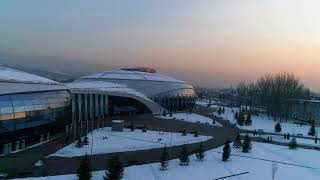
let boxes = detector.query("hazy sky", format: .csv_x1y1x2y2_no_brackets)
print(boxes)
1,0,320,91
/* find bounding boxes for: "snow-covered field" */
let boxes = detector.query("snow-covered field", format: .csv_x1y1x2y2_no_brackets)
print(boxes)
50,127,212,158
157,113,222,127
213,105,320,136
17,142,320,180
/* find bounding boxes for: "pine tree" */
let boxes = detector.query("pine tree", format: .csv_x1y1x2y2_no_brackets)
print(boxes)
217,107,222,116
194,131,199,137
104,155,124,180
242,134,252,153
237,112,245,126
274,123,282,133
160,147,169,171
195,143,205,161
83,135,89,145
233,133,242,148
308,123,316,136
245,114,252,126
289,137,298,149
222,141,231,161
234,112,239,121
76,155,92,180
179,146,190,166
182,129,187,136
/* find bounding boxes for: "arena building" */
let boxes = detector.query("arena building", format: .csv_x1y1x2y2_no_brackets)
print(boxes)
0,67,197,155
0,67,71,154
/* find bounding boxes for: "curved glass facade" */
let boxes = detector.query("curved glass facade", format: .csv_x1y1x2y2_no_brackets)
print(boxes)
151,88,197,111
0,91,71,134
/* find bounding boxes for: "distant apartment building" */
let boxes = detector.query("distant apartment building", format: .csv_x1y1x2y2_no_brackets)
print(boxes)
289,99,320,125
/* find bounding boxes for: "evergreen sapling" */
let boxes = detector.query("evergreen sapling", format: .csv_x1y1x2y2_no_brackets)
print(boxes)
160,147,169,171
76,155,92,180
195,143,205,161
104,155,124,180
242,134,252,153
222,141,231,161
179,146,190,166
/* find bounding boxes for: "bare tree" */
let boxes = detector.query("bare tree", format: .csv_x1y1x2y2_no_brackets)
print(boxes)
235,72,310,122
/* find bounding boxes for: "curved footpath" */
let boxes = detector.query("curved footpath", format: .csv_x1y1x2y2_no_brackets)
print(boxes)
1,106,238,178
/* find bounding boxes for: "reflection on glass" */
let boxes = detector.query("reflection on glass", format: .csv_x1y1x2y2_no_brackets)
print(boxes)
0,91,71,133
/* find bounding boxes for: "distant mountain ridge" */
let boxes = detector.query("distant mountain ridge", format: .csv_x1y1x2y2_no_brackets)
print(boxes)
0,52,112,82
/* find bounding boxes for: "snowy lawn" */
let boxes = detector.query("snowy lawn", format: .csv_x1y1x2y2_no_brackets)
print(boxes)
17,142,320,180
50,127,212,158
214,106,319,136
157,113,222,127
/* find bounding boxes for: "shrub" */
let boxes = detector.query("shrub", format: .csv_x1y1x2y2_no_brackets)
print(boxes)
274,123,282,133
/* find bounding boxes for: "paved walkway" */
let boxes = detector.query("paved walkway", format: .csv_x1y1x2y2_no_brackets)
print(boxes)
1,106,238,178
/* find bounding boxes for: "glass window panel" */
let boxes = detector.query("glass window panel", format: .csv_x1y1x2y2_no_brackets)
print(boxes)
0,101,12,107
0,113,14,121
0,107,14,114
0,96,10,101
13,106,25,112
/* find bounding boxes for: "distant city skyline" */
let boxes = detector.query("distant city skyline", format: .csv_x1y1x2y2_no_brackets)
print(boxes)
1,0,320,91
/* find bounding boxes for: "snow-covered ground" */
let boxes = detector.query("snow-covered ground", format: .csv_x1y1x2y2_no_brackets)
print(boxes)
50,127,212,158
157,113,222,127
213,105,320,136
17,142,320,180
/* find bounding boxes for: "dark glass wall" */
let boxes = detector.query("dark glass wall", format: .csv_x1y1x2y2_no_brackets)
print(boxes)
0,91,71,134
151,88,197,112
109,96,152,116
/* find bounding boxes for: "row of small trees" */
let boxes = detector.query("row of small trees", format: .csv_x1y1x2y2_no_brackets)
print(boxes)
235,112,252,126
76,134,253,179
160,143,205,171
222,134,253,162
77,155,124,180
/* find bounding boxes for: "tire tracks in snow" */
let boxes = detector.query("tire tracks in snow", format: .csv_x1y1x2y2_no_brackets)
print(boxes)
211,152,248,180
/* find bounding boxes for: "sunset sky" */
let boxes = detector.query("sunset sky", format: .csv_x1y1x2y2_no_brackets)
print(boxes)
1,0,320,91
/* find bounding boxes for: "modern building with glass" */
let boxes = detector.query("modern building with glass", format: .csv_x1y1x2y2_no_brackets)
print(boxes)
76,67,197,113
0,67,71,154
0,67,197,155
288,99,320,125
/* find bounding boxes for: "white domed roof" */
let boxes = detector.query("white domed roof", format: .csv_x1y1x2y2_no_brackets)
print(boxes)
66,81,147,98
81,69,186,83
0,67,58,84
